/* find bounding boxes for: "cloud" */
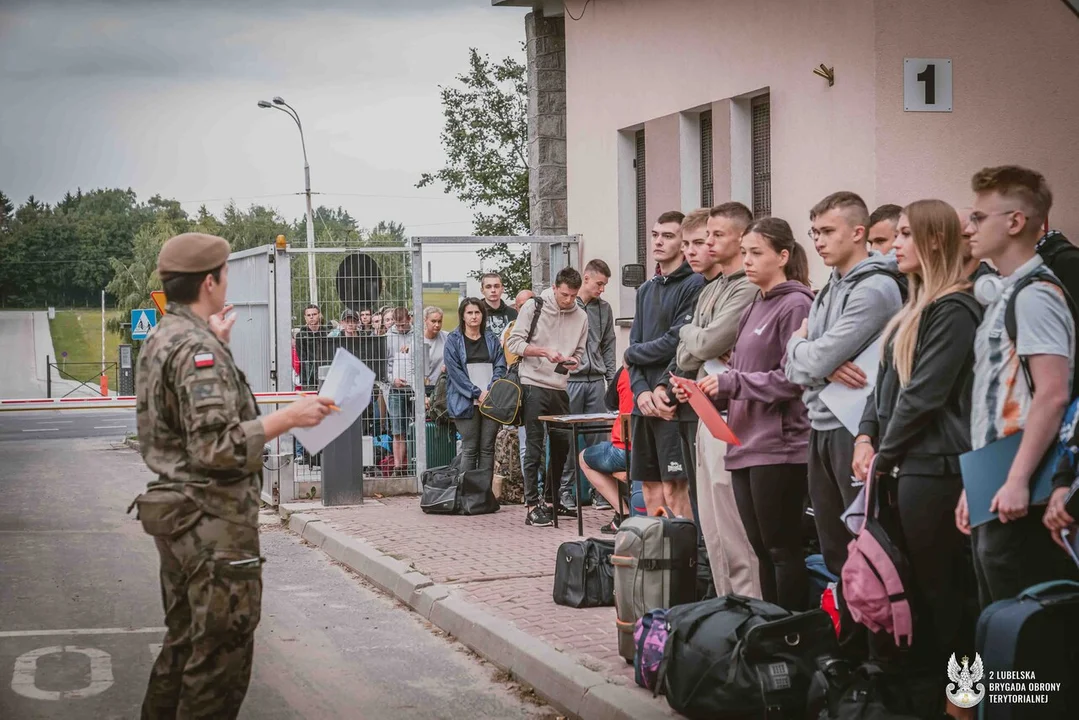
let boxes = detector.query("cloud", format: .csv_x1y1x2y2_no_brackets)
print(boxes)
0,0,507,82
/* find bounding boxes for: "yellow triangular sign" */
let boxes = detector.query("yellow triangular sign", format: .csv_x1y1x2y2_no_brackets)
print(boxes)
151,290,167,316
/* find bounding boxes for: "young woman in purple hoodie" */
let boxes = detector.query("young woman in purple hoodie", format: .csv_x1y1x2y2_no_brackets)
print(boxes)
678,217,814,610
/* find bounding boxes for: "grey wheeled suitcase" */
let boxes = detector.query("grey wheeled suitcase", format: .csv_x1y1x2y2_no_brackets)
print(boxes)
612,507,697,662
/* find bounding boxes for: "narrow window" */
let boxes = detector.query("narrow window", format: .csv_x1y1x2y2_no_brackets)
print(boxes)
751,95,771,218
700,110,714,208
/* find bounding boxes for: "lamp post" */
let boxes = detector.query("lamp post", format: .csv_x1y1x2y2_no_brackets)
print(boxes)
258,96,318,306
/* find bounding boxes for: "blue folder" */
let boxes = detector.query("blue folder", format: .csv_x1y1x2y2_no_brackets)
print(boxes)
959,431,1064,528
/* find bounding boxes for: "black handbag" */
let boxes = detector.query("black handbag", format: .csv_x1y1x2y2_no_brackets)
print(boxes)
553,538,615,608
658,595,838,720
420,457,461,514
479,297,543,426
457,468,500,516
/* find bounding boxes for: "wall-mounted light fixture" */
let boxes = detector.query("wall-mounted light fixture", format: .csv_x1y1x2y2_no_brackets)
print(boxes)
812,63,835,87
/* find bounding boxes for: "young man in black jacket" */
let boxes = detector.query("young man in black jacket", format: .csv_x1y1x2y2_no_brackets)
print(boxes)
624,210,706,518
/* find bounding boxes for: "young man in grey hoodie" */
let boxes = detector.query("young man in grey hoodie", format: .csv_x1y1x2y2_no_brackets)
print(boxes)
559,259,617,511
506,268,589,528
784,191,905,576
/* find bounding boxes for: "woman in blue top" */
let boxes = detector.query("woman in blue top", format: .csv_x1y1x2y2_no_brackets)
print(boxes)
443,297,507,472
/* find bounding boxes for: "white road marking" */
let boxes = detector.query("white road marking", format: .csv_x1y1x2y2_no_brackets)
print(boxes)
39,420,72,424
11,645,114,700
22,428,58,432
0,626,167,638
93,425,126,429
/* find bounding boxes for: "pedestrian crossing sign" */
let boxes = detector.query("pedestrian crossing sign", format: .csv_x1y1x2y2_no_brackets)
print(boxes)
131,309,157,340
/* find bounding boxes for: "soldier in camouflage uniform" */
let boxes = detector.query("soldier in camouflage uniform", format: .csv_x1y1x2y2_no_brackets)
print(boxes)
131,233,333,719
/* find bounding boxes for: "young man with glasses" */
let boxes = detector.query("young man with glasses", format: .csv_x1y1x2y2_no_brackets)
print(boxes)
785,191,904,577
955,165,1079,606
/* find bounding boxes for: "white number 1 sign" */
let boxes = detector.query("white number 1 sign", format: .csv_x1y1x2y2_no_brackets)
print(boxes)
904,58,953,112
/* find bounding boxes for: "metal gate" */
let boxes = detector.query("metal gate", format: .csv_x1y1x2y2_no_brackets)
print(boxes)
285,244,420,502
234,235,579,506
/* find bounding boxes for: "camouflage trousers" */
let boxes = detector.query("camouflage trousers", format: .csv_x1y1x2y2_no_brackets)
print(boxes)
141,513,262,720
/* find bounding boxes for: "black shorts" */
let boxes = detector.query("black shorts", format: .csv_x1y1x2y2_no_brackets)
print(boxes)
629,415,689,482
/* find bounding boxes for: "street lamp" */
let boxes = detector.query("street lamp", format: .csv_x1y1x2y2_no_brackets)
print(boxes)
258,96,318,306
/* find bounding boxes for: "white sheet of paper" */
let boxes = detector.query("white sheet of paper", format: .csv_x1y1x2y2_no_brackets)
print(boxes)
818,337,883,437
292,348,375,455
467,363,494,392
703,359,730,375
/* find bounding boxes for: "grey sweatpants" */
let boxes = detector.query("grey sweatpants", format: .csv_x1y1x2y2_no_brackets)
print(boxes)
560,378,608,497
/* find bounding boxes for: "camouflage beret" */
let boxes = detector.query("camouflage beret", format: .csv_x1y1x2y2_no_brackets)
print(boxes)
157,233,231,275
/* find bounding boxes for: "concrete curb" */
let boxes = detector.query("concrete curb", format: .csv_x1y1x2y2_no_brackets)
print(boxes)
283,512,677,720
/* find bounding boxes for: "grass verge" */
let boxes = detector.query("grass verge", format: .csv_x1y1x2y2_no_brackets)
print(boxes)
49,309,125,391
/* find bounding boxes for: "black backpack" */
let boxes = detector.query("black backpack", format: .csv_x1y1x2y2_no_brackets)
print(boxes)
1002,231,1079,397
478,297,543,426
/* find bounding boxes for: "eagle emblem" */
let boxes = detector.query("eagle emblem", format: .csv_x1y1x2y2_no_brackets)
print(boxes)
946,653,985,709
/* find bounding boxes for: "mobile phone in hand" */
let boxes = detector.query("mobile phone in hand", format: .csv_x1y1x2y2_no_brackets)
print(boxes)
554,362,570,375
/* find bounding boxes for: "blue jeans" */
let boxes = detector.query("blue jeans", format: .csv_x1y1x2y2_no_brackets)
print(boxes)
387,389,412,435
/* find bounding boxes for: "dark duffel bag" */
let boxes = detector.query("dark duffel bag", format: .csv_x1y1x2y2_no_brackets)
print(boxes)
420,457,461,515
809,660,922,720
976,579,1079,719
457,468,500,516
657,595,838,719
553,538,615,608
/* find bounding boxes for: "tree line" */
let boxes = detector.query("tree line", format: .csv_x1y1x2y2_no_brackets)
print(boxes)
0,188,412,329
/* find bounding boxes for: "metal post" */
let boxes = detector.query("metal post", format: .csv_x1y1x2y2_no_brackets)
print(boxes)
101,290,106,377
411,241,427,492
304,164,318,306
46,355,51,398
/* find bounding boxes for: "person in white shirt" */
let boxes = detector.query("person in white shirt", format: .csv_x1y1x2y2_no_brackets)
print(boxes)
422,306,448,388
385,307,415,475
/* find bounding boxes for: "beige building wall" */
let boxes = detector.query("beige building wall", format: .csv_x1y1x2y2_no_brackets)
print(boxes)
562,0,1079,330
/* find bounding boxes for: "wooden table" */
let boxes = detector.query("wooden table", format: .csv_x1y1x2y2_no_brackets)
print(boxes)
537,413,617,536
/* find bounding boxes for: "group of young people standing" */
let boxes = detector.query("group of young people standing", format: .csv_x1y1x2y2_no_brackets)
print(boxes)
623,165,1079,717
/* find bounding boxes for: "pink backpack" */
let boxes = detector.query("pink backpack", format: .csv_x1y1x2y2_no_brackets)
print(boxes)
839,458,915,648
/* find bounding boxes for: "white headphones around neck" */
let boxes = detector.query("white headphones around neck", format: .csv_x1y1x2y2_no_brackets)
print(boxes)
973,274,1004,306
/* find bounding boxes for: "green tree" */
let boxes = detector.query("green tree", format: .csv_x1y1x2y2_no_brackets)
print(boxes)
104,218,174,334
218,202,291,252
418,47,532,292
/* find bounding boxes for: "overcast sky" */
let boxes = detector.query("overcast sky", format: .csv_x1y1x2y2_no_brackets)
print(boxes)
0,0,529,285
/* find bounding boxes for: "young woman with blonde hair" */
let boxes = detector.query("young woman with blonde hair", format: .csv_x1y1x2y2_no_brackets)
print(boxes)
851,199,982,718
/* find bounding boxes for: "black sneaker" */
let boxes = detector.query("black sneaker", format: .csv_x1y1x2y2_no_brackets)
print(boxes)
560,491,577,511
594,495,613,511
526,505,553,527
600,513,624,535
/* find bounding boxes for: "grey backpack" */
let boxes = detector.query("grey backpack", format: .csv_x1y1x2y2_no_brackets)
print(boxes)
613,507,698,662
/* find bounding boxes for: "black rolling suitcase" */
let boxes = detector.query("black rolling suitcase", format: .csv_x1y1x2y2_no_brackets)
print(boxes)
975,579,1079,719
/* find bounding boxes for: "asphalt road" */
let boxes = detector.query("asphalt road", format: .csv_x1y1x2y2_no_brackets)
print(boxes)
0,410,137,443
0,312,46,399
0,438,553,720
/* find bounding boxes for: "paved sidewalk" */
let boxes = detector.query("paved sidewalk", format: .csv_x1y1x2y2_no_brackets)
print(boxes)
281,496,676,720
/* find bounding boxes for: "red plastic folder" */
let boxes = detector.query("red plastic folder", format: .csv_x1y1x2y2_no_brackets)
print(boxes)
670,376,741,446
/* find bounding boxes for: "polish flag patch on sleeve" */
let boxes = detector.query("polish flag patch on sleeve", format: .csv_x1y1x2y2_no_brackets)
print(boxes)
193,352,215,369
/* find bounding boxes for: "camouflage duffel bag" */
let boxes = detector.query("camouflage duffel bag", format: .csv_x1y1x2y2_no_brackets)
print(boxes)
493,426,523,504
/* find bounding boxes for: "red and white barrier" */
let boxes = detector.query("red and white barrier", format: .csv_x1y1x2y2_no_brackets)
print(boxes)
0,391,311,412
